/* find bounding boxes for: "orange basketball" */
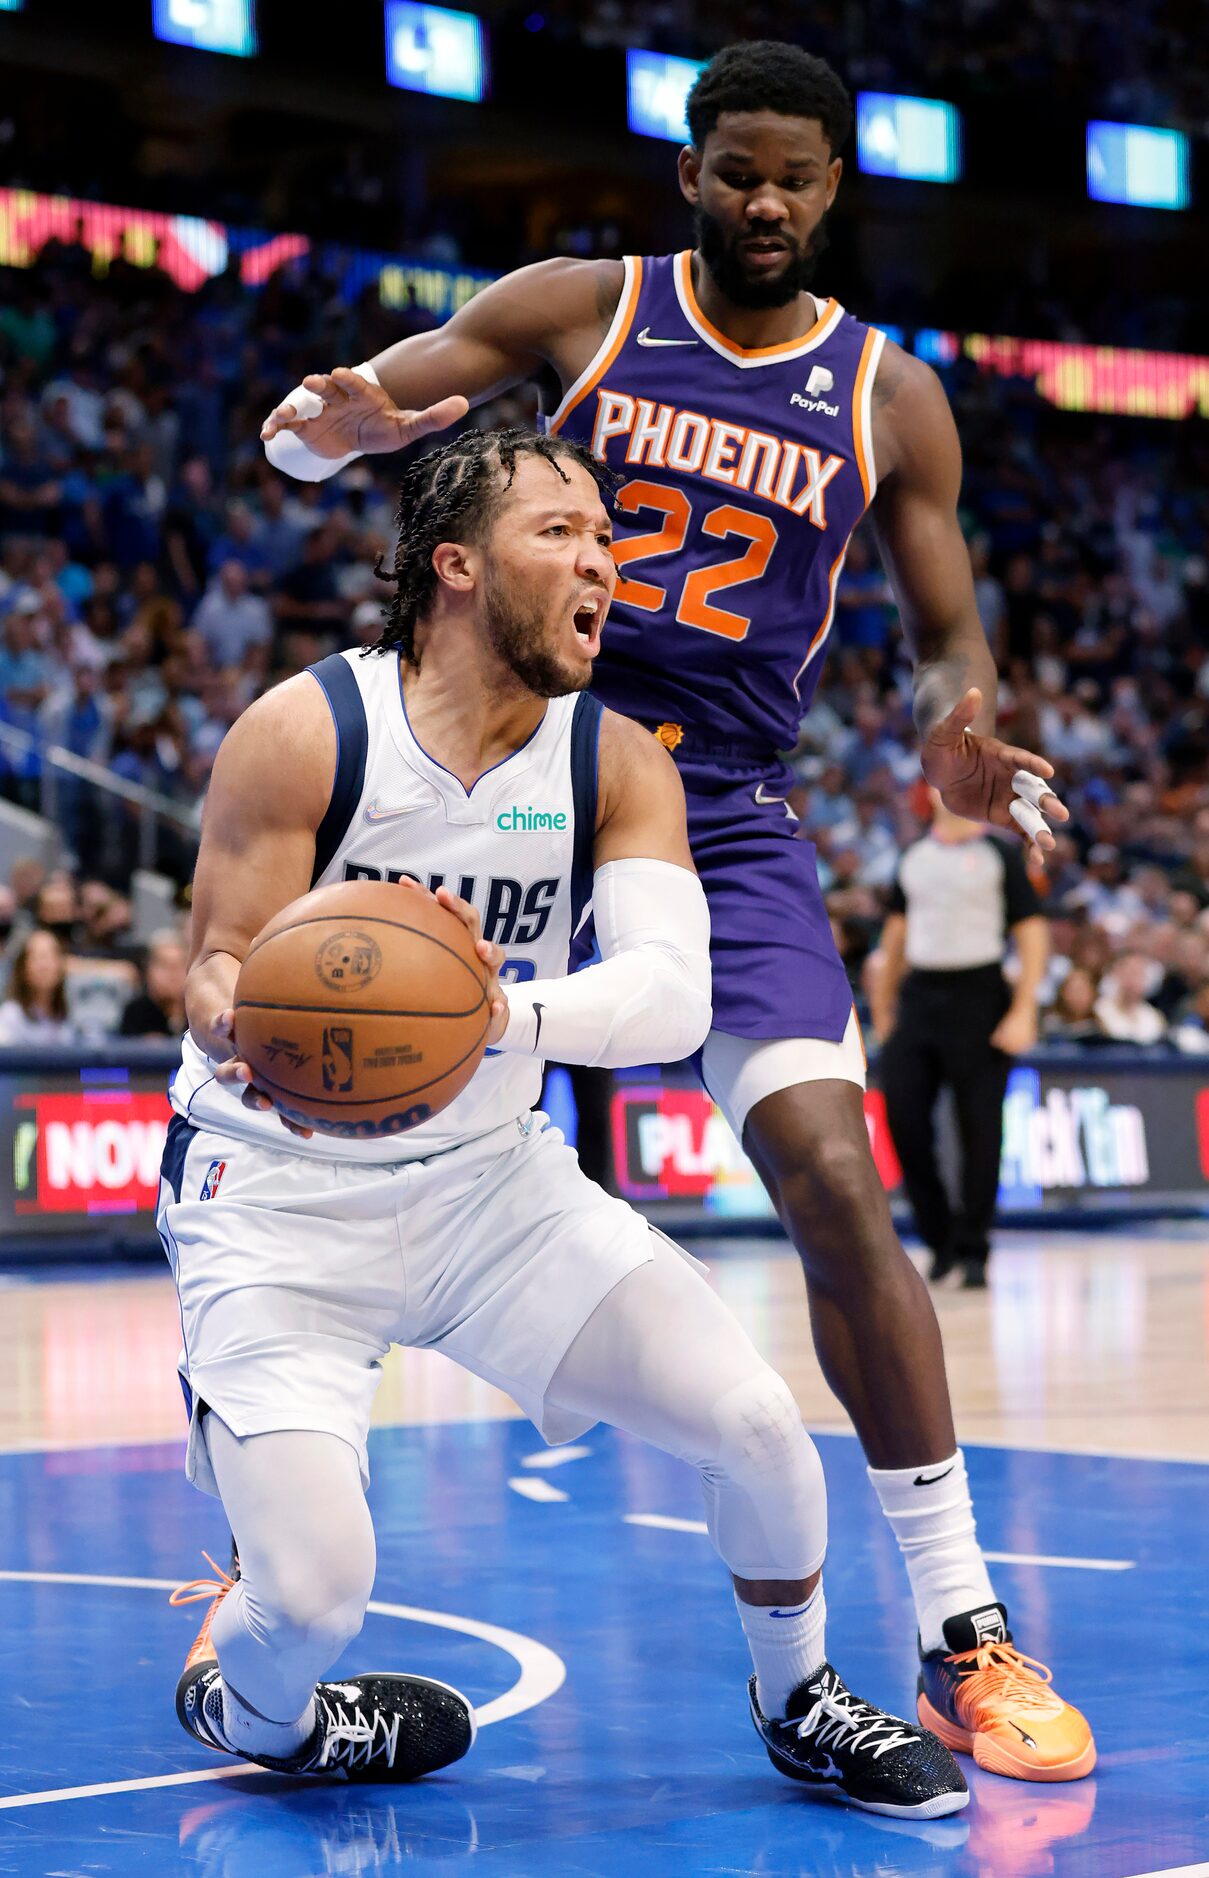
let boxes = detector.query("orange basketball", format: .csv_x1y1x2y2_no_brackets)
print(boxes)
233,880,491,1138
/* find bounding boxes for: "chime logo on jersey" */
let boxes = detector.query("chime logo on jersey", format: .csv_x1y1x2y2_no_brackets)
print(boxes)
496,805,568,832
199,1158,227,1201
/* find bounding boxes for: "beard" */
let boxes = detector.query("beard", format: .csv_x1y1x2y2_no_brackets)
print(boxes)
694,203,829,310
482,567,589,699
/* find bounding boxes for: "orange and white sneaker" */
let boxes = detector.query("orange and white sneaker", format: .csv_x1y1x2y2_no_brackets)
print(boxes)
917,1603,1096,1782
169,1548,239,1712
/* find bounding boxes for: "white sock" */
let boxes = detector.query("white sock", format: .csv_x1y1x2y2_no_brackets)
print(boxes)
220,1680,316,1758
734,1583,827,1720
867,1450,997,1653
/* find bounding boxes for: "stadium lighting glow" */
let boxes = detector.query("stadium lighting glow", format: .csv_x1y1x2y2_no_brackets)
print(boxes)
855,92,962,183
1086,121,1190,210
3,183,1206,420
627,50,705,143
385,1,487,102
0,1,25,13
151,0,257,57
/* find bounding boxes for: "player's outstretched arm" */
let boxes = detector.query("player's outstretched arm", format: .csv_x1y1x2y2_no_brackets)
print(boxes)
494,713,713,1069
260,258,622,479
869,345,1067,862
186,676,335,1135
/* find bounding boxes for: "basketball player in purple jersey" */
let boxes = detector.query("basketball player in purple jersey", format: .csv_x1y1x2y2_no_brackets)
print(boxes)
261,42,1094,1784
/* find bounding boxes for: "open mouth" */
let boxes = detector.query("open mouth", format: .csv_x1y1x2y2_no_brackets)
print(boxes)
571,596,605,654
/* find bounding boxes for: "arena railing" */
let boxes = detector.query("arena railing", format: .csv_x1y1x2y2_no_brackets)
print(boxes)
0,720,201,880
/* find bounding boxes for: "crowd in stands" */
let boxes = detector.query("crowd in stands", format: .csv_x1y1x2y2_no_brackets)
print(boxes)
1,236,1207,1054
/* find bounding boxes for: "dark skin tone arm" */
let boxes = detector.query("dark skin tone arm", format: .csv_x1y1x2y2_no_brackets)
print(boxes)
260,257,1066,862
870,345,1069,860
259,259,624,458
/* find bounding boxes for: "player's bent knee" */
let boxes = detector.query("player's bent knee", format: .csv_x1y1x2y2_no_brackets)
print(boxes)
703,1366,827,1578
248,1554,374,1661
711,1366,814,1486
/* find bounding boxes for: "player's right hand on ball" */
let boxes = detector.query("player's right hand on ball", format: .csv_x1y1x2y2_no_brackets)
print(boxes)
430,886,510,1045
210,1008,314,1139
259,368,469,458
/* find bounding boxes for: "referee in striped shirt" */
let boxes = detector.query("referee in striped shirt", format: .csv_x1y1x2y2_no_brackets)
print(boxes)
870,789,1048,1288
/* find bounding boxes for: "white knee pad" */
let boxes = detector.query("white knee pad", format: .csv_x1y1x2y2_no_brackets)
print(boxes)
701,1367,828,1581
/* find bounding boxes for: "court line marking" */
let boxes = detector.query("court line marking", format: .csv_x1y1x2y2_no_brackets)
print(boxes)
1123,1865,1209,1877
508,1476,569,1504
0,1570,565,1810
2,1419,1208,1469
520,1445,592,1469
622,1516,1135,1570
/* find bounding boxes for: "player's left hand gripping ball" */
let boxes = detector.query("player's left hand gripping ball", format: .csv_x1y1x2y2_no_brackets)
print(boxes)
921,686,1069,863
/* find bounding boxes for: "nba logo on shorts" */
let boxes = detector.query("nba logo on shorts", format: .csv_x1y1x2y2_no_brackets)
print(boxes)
199,1159,226,1201
322,1025,355,1093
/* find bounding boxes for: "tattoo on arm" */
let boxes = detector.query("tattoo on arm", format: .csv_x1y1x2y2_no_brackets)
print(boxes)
593,265,623,340
871,345,908,410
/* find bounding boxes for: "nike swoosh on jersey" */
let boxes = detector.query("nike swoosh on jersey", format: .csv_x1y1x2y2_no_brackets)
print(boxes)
636,328,698,348
363,800,419,823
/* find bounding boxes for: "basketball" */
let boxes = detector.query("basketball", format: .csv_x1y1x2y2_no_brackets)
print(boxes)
233,881,491,1137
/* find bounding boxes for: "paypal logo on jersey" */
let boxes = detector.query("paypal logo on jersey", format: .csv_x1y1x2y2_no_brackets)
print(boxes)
496,805,568,832
790,363,839,417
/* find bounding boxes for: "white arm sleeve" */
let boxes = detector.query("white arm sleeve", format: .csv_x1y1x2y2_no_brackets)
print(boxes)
262,360,381,482
497,858,712,1069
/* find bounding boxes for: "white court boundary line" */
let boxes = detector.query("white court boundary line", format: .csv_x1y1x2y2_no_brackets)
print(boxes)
2,1418,1209,1469
0,1570,565,1811
622,1515,1135,1570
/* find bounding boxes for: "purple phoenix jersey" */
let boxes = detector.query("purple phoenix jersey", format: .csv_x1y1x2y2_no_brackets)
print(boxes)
550,251,887,1047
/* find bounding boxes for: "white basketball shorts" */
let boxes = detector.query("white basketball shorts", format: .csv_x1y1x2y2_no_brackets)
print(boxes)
156,1113,672,1496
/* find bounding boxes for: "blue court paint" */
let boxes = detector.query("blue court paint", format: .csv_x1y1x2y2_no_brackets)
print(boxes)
1,1420,1207,1875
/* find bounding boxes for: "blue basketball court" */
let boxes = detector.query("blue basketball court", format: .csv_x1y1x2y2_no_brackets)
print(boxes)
2,1380,1206,1877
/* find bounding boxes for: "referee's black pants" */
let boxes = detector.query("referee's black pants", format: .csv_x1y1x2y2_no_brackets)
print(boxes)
879,964,1012,1274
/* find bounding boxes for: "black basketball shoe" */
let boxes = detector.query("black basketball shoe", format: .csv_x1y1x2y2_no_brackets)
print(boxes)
750,1664,969,1817
177,1660,475,1781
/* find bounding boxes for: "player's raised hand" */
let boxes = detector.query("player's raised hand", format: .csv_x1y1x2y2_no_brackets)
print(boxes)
431,886,510,1044
260,367,469,458
209,1007,314,1139
920,686,1069,866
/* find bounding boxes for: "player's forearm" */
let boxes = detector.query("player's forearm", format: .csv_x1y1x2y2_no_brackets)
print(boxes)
496,859,712,1068
910,617,998,741
185,950,242,1057
1008,917,1048,1006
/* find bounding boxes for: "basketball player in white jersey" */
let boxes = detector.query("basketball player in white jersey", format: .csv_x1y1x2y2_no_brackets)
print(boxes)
163,428,966,1813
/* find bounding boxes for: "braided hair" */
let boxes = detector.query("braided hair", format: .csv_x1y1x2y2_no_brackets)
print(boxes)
370,427,617,667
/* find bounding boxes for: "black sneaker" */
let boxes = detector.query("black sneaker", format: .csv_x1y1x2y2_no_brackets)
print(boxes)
749,1664,969,1817
177,1661,475,1781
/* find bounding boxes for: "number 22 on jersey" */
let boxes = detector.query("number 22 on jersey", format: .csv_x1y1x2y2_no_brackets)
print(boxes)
611,480,779,642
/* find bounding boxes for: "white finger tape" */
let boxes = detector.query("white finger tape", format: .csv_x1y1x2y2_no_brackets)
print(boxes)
289,385,327,421
1011,769,1052,810
1010,798,1048,842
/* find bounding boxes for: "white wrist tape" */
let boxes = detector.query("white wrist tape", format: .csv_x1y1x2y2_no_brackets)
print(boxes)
262,360,381,482
498,858,712,1068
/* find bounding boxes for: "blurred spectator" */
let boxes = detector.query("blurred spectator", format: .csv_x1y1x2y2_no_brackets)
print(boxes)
0,927,77,1045
1041,967,1106,1044
192,561,273,669
1171,981,1209,1055
1093,953,1168,1045
118,930,188,1038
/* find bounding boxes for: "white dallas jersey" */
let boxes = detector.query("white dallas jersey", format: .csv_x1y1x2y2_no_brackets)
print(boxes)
171,647,602,1164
